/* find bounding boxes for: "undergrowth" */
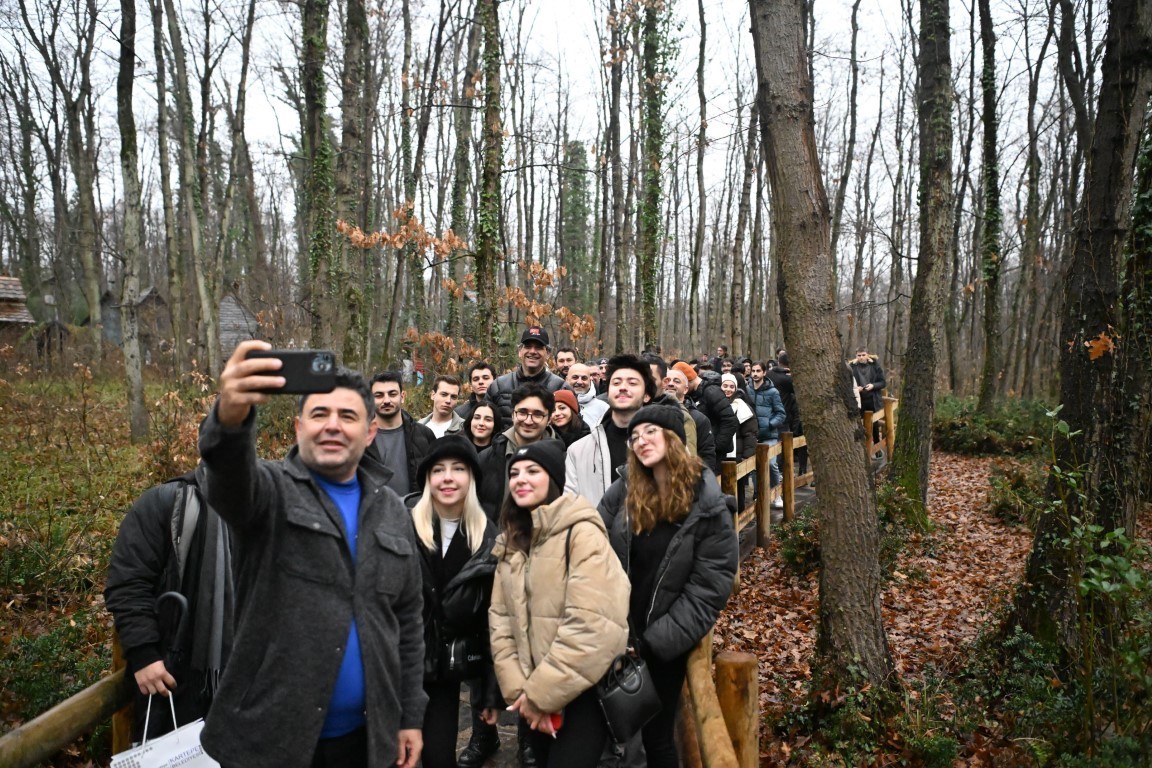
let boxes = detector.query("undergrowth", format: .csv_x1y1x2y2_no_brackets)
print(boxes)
933,394,1051,455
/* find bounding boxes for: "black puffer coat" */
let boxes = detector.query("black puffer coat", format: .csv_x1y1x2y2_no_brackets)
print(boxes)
409,511,504,707
597,472,738,661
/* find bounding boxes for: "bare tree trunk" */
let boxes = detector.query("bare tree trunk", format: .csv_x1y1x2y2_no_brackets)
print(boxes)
117,0,148,440
148,0,186,373
608,0,626,353
828,0,861,268
750,0,895,688
448,0,483,340
161,0,215,371
302,0,336,351
729,104,758,355
890,0,954,512
976,0,1004,412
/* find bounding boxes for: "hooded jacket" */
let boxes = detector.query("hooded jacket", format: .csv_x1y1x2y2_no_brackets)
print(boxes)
849,357,886,414
488,494,629,713
747,379,787,442
197,407,426,768
598,472,738,661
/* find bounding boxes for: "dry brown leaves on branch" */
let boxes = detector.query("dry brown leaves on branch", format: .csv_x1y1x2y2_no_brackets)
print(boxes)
713,454,1032,762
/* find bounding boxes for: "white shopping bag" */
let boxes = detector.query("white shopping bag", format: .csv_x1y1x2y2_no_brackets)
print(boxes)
111,694,220,768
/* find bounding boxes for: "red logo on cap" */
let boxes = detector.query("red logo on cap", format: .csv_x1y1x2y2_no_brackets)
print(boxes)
529,327,540,334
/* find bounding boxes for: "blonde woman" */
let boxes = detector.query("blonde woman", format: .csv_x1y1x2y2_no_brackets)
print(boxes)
489,441,629,768
407,436,502,768
597,405,738,768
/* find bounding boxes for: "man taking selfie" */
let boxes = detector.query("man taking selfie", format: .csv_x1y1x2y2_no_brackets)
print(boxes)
196,340,426,768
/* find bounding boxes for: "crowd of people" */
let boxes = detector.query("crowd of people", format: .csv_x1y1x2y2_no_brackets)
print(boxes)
104,327,886,768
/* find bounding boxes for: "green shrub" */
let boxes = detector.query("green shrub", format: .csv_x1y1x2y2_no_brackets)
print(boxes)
0,607,109,721
778,507,821,576
933,395,1051,455
986,458,1046,527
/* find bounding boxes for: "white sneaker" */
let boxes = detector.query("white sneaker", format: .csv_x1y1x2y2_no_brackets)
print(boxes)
772,497,784,509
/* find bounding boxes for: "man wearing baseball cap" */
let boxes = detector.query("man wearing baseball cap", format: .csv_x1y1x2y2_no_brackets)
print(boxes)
483,326,566,422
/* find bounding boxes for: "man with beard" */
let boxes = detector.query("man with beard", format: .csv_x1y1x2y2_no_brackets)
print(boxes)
662,364,719,474
565,363,609,428
367,372,436,496
476,383,564,518
483,327,566,421
749,361,788,508
674,361,737,474
553,346,579,380
563,354,655,507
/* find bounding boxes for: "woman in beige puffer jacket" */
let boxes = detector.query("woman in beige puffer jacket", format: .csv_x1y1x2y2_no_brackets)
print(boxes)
488,440,629,768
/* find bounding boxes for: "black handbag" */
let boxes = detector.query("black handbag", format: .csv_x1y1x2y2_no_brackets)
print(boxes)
441,634,487,681
595,652,662,743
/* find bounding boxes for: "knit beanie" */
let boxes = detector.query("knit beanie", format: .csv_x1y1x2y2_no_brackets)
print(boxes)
417,434,481,481
721,373,738,387
553,388,580,413
627,404,687,445
508,439,567,490
672,361,698,382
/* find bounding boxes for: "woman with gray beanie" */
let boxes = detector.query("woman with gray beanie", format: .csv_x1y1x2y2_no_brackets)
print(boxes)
596,405,738,768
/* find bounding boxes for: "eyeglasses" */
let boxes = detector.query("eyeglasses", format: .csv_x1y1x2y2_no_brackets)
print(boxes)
513,408,549,422
628,425,663,447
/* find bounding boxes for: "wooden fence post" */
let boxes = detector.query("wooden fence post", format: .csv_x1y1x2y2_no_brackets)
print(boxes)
862,409,875,460
715,652,759,768
720,461,741,592
676,681,704,768
686,637,739,768
111,633,132,754
755,443,771,547
780,432,795,529
884,396,897,459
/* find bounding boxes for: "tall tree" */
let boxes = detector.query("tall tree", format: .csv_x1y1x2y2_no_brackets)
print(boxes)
161,0,213,371
301,0,337,349
19,0,102,351
148,0,187,373
749,0,895,687
1012,0,1152,657
890,0,955,512
637,1,669,349
976,0,1004,412
473,0,502,355
117,0,148,441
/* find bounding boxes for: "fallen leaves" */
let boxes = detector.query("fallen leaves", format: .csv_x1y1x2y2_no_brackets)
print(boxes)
714,453,1034,764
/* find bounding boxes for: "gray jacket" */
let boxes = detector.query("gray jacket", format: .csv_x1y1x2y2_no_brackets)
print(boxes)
197,407,427,768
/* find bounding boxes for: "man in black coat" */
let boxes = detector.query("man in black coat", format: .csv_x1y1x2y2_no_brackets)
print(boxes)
105,466,234,741
849,347,886,443
483,326,566,421
675,362,737,472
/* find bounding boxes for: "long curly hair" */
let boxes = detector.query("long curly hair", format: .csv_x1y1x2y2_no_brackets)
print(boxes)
625,429,705,534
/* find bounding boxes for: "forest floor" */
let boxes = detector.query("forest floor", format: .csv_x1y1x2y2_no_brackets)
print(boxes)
713,453,1036,765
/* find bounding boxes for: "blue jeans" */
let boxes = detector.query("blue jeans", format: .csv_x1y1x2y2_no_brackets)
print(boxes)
765,438,782,487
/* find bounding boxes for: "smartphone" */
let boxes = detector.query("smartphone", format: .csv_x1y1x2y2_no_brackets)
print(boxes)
245,349,337,394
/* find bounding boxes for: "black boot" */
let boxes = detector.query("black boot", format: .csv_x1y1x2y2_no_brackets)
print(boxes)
517,718,540,768
458,727,500,768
